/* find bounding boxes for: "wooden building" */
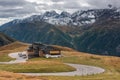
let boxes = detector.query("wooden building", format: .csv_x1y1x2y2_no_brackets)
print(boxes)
27,42,61,58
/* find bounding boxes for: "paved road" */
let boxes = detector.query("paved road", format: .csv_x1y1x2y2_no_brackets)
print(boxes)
21,63,105,76
0,52,105,76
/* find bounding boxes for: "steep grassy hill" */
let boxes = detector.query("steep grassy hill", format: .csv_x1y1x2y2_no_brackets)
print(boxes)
0,32,15,47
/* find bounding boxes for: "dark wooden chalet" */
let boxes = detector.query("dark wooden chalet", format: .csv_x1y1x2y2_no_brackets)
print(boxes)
27,42,61,58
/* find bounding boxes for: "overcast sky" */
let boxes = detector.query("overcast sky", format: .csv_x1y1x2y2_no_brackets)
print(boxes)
0,0,120,25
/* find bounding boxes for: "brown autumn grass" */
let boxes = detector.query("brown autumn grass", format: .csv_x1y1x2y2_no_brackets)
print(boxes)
0,71,49,80
52,45,75,51
0,41,29,51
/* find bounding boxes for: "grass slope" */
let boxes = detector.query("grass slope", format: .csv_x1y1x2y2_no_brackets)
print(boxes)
0,61,75,73
0,71,47,80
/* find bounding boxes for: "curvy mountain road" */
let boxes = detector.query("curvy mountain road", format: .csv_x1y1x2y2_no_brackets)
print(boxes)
0,52,105,76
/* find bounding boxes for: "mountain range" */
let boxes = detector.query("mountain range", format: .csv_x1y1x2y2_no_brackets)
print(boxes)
0,7,120,56
9,9,96,26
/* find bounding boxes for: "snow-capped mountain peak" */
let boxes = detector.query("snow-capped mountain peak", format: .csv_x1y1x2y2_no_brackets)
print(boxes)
60,11,71,18
10,8,120,26
43,10,59,18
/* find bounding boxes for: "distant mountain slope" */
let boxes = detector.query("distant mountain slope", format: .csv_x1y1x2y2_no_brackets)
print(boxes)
0,21,74,48
75,19,120,56
0,32,15,46
73,8,120,56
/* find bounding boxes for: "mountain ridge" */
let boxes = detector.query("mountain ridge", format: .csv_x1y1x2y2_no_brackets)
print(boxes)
0,21,74,48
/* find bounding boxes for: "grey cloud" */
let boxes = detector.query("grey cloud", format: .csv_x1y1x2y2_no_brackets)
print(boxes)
44,0,90,12
0,0,38,18
86,0,120,8
50,0,65,2
0,0,26,7
0,12,16,18
0,0,120,18
62,1,84,9
51,4,80,11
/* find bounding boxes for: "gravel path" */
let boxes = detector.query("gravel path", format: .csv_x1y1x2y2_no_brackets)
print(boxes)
0,52,105,76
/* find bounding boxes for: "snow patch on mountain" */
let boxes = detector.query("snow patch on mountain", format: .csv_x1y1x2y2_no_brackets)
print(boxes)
11,8,120,26
11,10,97,26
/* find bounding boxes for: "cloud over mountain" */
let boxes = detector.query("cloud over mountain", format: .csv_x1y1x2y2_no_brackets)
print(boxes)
0,0,120,25
0,0,37,18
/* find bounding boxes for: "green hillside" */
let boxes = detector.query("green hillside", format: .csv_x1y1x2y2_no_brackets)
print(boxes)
74,20,120,56
0,21,74,48
0,32,15,46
